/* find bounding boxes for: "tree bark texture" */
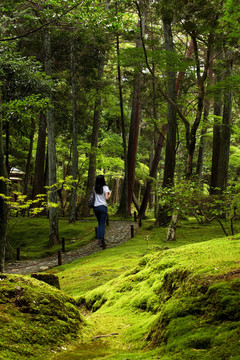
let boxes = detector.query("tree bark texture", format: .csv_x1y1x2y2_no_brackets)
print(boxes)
210,72,223,193
156,14,177,227
185,33,212,178
196,99,210,179
162,16,177,188
116,34,128,217
44,28,59,246
82,59,105,217
117,10,144,217
32,112,47,199
127,71,141,215
69,37,78,223
216,59,233,193
0,88,8,272
139,125,166,219
24,118,35,196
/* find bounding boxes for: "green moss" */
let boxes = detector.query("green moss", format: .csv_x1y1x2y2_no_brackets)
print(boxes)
0,275,85,360
4,218,240,359
7,217,96,260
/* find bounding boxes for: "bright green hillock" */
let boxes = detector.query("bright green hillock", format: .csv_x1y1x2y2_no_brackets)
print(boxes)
0,274,85,360
78,238,240,360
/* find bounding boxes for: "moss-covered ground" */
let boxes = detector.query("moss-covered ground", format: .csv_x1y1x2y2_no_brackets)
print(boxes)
0,274,85,360
7,216,96,259
2,216,240,359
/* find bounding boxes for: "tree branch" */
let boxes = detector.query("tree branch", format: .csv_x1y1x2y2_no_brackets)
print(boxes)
134,1,190,132
0,1,83,42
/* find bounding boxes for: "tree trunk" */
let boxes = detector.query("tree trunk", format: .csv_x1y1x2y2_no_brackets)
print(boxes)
127,71,141,215
23,118,35,196
44,28,59,246
139,125,166,219
116,34,128,217
82,61,104,217
69,37,78,223
166,212,179,241
162,16,177,189
0,87,8,272
216,58,233,193
156,14,177,227
185,33,212,178
32,113,47,199
196,99,210,180
118,3,145,216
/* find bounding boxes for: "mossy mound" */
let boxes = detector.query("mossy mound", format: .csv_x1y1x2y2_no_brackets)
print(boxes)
78,238,240,360
0,274,85,360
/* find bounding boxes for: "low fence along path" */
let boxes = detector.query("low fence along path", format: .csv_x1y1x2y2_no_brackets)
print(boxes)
5,221,138,275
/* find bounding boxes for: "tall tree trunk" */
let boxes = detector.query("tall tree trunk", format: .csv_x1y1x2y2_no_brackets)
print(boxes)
162,16,177,188
185,33,212,178
69,37,78,223
139,125,166,219
216,58,233,193
118,2,145,216
82,62,104,217
23,118,35,196
127,71,141,215
156,14,177,226
5,121,11,175
0,87,8,272
32,112,47,198
210,73,223,193
44,28,59,246
116,34,128,217
196,99,210,179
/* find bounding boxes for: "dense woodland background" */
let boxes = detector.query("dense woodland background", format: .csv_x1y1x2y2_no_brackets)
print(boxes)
0,0,240,271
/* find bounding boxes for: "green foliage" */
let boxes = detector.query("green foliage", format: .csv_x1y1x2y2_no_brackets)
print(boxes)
219,0,240,44
158,180,240,236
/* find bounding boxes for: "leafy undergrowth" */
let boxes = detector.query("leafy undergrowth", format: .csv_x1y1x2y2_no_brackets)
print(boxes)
0,274,85,360
74,237,240,360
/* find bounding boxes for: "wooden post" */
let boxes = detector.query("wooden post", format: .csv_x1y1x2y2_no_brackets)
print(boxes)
134,211,137,222
16,248,20,261
138,217,142,227
58,251,62,266
106,214,109,226
62,237,65,252
131,225,134,238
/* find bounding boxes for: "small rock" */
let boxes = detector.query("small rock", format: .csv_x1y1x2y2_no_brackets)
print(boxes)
39,266,49,271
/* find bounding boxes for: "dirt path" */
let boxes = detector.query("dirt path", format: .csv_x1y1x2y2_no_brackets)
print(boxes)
5,221,138,275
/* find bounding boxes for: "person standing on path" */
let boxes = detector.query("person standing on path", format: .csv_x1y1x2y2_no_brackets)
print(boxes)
93,175,111,248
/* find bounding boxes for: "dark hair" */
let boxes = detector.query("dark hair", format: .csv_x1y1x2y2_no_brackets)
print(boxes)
95,175,106,194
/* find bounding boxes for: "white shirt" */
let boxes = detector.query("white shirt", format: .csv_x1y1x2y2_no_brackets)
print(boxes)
94,185,110,207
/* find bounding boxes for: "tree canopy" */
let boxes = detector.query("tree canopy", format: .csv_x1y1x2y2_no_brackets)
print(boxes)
1,0,240,269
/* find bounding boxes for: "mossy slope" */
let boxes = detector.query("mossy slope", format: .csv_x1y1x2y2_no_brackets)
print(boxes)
0,274,85,360
78,238,240,360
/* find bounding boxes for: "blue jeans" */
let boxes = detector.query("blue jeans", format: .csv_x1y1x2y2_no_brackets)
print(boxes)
93,205,107,242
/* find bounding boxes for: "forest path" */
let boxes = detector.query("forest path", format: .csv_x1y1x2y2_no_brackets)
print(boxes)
5,221,138,275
